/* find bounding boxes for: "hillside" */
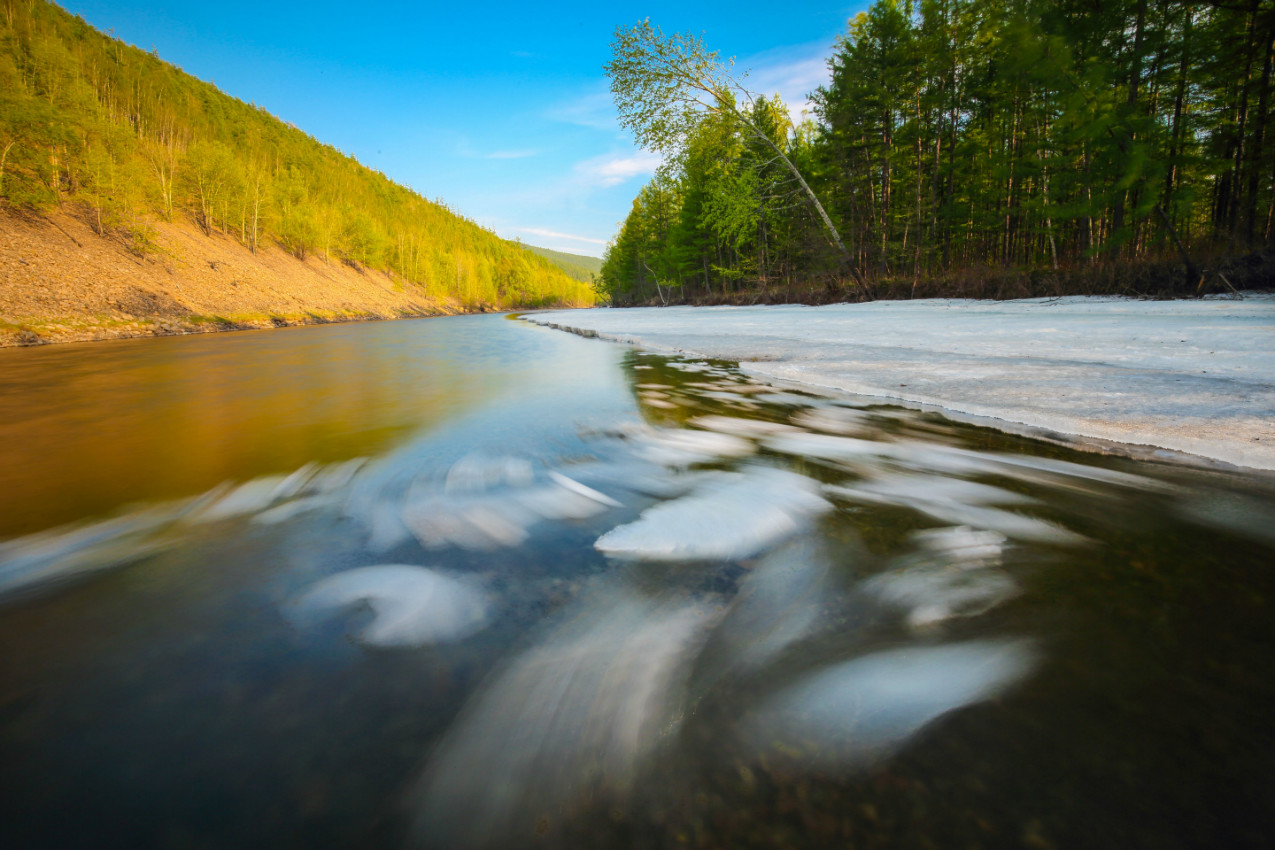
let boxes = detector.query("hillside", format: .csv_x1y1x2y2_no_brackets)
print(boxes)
0,0,593,345
517,244,603,283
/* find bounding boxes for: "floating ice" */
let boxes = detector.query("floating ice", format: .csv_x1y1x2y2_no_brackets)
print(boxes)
188,475,290,523
866,559,1018,631
567,461,722,499
398,460,623,551
742,639,1037,769
595,467,831,561
0,505,181,598
526,299,1275,471
910,502,1089,545
763,432,887,463
688,415,802,438
911,526,1008,566
410,586,717,847
828,474,1035,511
251,495,331,526
402,494,534,550
443,454,534,494
710,538,839,673
292,565,489,648
792,406,872,435
633,427,756,467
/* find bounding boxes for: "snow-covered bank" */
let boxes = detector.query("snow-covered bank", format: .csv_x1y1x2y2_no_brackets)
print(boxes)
529,297,1275,472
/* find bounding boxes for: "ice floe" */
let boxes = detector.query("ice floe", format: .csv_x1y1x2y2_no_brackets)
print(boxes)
865,528,1018,630
741,639,1037,769
410,585,717,846
292,564,489,648
595,467,831,561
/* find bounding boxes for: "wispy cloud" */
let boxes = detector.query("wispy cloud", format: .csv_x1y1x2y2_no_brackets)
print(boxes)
513,227,608,246
546,88,617,132
483,149,540,160
573,151,662,188
737,42,836,126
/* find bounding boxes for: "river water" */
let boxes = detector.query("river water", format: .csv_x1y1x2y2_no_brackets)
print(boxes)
0,314,1272,849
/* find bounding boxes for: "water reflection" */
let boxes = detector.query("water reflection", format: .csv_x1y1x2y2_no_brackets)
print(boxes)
0,317,1273,849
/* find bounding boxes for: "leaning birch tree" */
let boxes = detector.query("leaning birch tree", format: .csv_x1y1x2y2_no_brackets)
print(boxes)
606,20,853,267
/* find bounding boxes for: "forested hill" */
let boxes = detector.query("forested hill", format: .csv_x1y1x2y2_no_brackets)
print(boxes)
0,0,594,314
599,2,1275,305
516,244,604,283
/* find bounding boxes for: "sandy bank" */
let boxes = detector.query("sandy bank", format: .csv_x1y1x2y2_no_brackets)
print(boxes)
528,298,1275,472
0,208,458,346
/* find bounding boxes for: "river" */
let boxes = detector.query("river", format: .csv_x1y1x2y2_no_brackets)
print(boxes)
1,314,1272,849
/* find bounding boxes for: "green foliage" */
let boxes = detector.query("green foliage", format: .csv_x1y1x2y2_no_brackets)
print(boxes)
604,2,1275,303
515,244,602,282
0,0,593,309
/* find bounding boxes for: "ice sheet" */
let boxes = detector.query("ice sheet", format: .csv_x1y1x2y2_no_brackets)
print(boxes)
528,298,1275,470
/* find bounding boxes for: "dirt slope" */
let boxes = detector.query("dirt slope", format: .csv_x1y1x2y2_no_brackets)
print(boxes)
0,209,463,346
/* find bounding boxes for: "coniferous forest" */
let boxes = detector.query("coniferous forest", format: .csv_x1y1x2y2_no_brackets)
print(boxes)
598,1,1275,305
0,0,595,309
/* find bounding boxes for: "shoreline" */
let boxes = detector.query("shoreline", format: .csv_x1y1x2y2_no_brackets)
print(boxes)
0,208,585,348
0,304,506,348
527,297,1275,473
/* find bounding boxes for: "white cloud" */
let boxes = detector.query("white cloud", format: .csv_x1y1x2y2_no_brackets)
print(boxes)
513,227,608,246
573,151,662,188
737,42,836,127
484,149,540,160
546,88,617,131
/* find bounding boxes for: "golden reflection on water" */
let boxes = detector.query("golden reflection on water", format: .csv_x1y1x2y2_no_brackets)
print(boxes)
0,319,513,539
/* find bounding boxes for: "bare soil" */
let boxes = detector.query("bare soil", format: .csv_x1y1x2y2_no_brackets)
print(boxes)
0,207,463,347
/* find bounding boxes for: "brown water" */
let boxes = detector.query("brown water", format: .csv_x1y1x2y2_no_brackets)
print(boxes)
1,314,1273,849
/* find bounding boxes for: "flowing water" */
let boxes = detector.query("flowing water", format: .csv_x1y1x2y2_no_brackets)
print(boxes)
0,314,1272,849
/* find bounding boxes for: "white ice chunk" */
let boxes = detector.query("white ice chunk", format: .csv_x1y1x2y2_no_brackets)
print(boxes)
792,406,872,435
742,640,1036,769
0,504,182,598
188,475,289,523
401,494,535,550
634,427,756,467
688,415,802,438
712,538,838,672
834,474,1036,510
595,467,831,561
443,454,534,494
547,471,623,508
292,564,489,648
410,588,717,846
909,502,1089,545
910,526,1008,566
764,431,887,462
251,495,332,526
866,563,1018,630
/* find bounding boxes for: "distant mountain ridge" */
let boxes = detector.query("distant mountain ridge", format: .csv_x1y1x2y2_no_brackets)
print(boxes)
516,244,603,283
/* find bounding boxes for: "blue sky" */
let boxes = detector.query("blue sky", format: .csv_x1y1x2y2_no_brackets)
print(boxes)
67,1,865,257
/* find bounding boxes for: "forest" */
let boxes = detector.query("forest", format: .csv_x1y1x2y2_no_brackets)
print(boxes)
598,0,1275,305
0,0,595,310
